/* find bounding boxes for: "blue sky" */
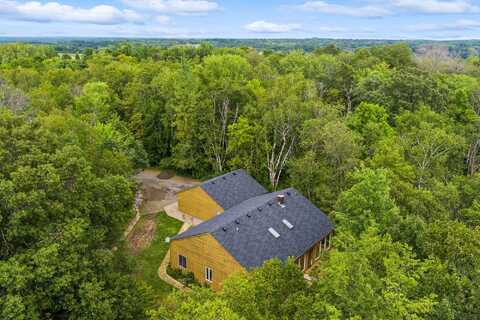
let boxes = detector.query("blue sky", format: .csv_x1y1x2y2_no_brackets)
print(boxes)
1,0,480,39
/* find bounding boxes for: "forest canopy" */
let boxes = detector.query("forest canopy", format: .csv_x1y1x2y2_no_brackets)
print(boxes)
0,42,479,319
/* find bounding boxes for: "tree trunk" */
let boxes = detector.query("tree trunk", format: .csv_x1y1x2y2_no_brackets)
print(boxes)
344,87,353,114
267,124,295,190
467,139,479,175
209,97,239,173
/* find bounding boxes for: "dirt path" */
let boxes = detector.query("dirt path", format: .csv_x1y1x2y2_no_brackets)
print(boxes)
127,213,157,254
126,169,198,254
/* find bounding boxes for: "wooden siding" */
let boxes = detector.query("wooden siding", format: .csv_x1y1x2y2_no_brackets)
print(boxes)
170,233,245,291
295,232,333,271
177,186,224,221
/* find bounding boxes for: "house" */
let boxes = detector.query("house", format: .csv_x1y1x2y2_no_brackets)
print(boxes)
170,171,334,291
177,169,267,221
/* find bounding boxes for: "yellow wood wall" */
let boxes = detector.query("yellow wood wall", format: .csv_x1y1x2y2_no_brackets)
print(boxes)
170,234,245,291
177,186,224,221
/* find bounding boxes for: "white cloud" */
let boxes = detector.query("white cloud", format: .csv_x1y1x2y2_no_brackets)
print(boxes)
244,21,301,33
0,1,142,24
299,1,391,17
406,19,480,32
123,0,219,15
392,0,478,14
0,21,203,37
296,0,478,17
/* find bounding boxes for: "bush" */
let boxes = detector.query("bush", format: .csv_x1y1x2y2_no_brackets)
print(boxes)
166,265,199,287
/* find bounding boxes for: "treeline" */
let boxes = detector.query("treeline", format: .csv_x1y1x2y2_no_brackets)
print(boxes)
0,42,479,319
2,38,480,56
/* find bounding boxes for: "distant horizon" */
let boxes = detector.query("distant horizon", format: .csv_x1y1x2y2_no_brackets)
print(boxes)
1,36,480,42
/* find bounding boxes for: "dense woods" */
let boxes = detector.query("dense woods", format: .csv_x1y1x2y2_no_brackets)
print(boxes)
0,42,479,319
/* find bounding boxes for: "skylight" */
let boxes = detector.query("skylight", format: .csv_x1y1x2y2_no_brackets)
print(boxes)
268,227,280,238
282,219,293,229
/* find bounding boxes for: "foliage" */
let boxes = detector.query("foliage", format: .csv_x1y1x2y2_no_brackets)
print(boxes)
166,266,197,287
1,41,479,319
0,110,150,319
334,168,401,237
312,229,438,320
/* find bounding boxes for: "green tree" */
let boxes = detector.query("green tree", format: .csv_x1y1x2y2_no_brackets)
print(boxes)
197,54,252,173
312,229,438,320
348,102,394,155
0,110,149,319
334,168,401,236
227,117,265,181
257,72,317,189
290,115,360,209
396,107,466,186
74,82,116,124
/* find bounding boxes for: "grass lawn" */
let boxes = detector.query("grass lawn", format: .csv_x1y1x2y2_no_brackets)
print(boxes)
131,212,183,301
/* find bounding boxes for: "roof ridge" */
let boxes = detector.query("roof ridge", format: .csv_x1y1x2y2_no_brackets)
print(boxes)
201,169,246,185
200,169,268,210
210,189,293,232
172,188,298,240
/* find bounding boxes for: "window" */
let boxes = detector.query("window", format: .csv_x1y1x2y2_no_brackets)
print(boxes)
268,227,280,238
282,219,294,229
179,255,187,269
205,267,213,282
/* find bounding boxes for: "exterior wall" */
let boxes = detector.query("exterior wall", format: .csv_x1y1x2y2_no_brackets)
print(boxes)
295,231,333,271
177,186,224,221
170,234,245,291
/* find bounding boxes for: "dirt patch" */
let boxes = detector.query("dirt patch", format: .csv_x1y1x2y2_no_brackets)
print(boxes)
126,169,200,253
144,186,167,202
127,215,157,255
134,169,199,215
157,170,175,179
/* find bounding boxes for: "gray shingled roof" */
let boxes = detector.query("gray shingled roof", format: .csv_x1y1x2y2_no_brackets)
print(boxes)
200,169,267,210
172,188,334,270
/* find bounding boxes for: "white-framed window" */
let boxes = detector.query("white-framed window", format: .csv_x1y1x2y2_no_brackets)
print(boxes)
205,267,213,282
179,255,187,269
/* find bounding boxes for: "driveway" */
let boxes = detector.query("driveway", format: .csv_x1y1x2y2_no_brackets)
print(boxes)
134,169,199,215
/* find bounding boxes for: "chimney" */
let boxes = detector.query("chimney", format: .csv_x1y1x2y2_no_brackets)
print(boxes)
276,194,285,205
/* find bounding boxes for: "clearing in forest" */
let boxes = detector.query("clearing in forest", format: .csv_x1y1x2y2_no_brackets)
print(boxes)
125,169,198,299
134,168,199,214
130,213,182,300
